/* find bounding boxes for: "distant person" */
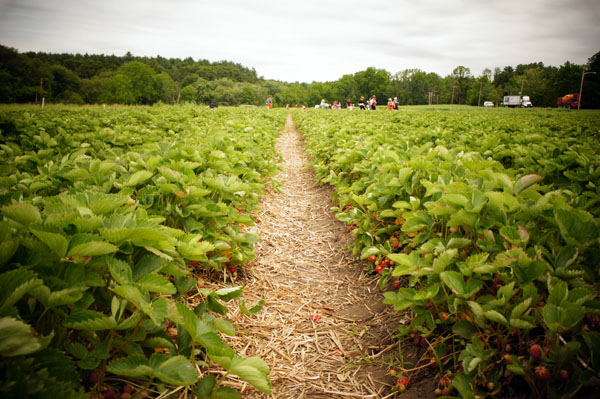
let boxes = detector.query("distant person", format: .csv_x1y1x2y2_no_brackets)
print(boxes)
371,96,377,110
346,99,352,108
294,104,299,108
387,98,393,110
320,99,329,109
358,96,366,110
266,95,273,109
302,105,307,110
207,101,218,109
286,103,290,110
393,97,399,110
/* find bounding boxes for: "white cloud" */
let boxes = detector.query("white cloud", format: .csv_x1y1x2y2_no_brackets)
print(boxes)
0,0,598,82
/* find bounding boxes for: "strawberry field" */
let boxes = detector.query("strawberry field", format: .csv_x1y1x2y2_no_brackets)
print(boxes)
1,105,600,399
293,107,600,398
0,105,287,399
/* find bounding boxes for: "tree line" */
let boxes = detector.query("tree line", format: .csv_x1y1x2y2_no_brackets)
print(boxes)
1,44,598,108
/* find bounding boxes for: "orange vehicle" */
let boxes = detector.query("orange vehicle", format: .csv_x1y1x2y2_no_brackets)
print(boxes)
557,93,579,108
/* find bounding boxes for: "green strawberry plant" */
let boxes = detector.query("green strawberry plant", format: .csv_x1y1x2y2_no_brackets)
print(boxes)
0,105,287,398
294,108,600,398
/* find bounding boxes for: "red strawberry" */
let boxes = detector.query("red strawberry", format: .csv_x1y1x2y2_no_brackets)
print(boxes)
123,385,133,393
88,373,99,384
534,365,549,381
375,265,384,274
529,344,542,360
559,369,569,382
396,375,410,392
368,255,377,262
440,312,450,321
396,375,410,387
393,280,401,288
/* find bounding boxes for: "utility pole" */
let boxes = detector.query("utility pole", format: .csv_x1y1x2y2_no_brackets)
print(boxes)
519,79,526,95
478,82,483,106
39,78,44,106
578,69,597,110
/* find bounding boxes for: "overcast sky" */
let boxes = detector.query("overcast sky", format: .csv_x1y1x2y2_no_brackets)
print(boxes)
0,0,599,83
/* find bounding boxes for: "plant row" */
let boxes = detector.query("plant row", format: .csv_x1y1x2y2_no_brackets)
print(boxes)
293,108,600,398
0,105,287,399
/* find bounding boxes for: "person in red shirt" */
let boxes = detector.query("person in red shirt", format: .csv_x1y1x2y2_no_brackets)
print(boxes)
387,98,394,110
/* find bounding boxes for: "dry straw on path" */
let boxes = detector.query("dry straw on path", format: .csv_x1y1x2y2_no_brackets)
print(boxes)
217,115,402,398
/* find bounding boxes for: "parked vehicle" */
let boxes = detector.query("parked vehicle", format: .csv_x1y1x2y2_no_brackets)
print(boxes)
483,101,494,107
557,93,579,109
502,95,533,108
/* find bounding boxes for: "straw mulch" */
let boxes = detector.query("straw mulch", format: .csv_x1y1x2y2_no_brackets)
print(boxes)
208,115,404,398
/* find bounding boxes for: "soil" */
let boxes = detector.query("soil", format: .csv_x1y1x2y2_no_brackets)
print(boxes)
222,115,412,398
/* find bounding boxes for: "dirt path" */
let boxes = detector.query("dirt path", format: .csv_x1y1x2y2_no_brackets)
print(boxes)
226,115,401,398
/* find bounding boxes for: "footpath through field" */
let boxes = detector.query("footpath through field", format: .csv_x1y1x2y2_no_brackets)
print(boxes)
226,115,401,398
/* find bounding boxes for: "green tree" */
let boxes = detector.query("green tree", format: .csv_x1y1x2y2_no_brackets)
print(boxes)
156,72,176,103
582,50,600,108
466,73,495,106
395,69,421,105
240,85,258,105
449,66,473,104
49,64,81,101
353,67,391,102
334,74,359,103
195,78,217,104
119,61,159,104
56,90,84,104
99,74,135,104
180,85,197,103
279,84,308,107
493,66,514,89
250,84,269,107
212,79,242,105
552,61,582,103
181,73,199,88
79,78,102,104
